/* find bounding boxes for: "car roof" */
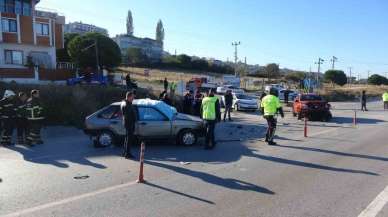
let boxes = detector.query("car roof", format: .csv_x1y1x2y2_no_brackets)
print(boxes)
111,99,176,119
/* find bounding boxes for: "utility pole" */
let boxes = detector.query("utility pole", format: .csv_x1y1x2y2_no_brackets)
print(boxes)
232,41,241,76
367,70,370,86
315,58,324,87
95,39,100,73
348,67,352,87
330,56,338,70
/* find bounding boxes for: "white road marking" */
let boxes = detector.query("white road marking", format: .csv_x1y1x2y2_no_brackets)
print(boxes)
358,185,388,217
1,181,138,217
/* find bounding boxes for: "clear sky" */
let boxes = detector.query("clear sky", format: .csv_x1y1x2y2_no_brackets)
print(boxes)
39,0,388,77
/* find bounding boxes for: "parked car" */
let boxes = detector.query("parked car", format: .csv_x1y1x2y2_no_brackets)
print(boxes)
292,94,332,121
84,99,205,148
216,85,233,95
279,89,298,101
67,73,108,86
222,93,258,112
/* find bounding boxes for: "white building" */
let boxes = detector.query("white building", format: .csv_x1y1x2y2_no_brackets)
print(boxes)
64,21,108,36
113,34,163,62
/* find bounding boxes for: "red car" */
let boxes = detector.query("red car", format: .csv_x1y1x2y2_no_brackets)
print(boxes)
292,94,332,121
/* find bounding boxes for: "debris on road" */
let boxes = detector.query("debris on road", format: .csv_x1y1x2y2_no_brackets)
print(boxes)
74,175,90,180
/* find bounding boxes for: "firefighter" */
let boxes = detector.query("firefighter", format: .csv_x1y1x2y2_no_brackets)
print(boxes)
260,88,284,146
26,90,44,146
201,89,221,150
0,90,17,146
15,92,29,145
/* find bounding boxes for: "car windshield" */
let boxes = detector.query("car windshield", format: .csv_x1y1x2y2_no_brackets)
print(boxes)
236,94,253,100
301,95,323,101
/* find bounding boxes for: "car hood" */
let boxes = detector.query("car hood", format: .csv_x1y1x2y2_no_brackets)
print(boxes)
175,113,203,122
236,99,257,104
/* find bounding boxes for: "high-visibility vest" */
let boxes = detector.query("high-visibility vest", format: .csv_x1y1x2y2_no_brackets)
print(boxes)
383,92,388,102
260,95,281,116
201,96,218,120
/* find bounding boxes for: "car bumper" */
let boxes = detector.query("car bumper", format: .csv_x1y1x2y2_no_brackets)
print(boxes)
238,104,258,110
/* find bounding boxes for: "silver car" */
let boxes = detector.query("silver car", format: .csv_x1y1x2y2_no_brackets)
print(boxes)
84,99,205,147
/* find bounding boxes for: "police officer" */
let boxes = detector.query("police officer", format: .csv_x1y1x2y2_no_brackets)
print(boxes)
201,89,221,150
121,91,137,159
260,88,284,146
26,90,44,146
0,90,17,146
15,92,29,145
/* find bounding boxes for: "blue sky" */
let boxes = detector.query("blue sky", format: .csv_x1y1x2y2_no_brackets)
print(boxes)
39,0,388,77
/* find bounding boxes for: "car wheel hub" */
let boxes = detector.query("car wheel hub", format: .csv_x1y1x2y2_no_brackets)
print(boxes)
99,133,112,147
183,133,195,146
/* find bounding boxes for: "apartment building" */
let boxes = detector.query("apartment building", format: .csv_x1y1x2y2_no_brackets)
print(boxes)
65,21,108,36
0,0,65,70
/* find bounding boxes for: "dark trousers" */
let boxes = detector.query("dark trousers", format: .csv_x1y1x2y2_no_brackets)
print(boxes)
284,95,289,104
1,118,14,145
264,116,277,143
26,120,42,145
384,101,388,110
123,129,134,156
224,105,232,120
204,120,216,149
17,118,28,144
361,101,367,111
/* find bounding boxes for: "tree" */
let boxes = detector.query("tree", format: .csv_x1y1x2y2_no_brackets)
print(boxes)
126,47,148,66
68,32,121,69
191,59,209,70
285,71,306,82
324,70,347,86
127,10,134,36
368,74,388,85
156,19,165,45
56,33,80,62
265,63,280,81
177,54,192,68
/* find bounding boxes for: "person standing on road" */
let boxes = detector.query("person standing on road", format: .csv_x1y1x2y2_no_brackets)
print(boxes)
15,92,29,146
183,90,194,114
284,89,290,104
26,90,44,146
361,90,368,112
164,77,169,92
201,89,221,150
383,91,388,110
260,88,284,146
121,91,137,159
223,90,233,121
0,90,17,146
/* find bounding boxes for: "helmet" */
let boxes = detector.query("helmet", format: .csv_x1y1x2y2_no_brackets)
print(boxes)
269,88,279,97
3,90,15,98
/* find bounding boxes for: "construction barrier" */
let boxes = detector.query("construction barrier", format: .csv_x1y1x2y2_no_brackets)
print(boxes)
137,141,146,183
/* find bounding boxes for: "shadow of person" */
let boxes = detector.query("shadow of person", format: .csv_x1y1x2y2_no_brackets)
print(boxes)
146,160,275,195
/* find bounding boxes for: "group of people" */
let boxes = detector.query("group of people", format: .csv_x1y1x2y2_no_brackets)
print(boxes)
360,90,388,111
0,89,44,147
183,90,205,117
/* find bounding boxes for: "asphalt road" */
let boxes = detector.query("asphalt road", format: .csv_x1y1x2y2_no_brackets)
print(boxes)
1,101,388,217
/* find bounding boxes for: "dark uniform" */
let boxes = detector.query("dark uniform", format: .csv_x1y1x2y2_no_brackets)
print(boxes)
26,97,44,145
223,91,233,121
121,99,137,158
0,96,17,146
15,97,28,145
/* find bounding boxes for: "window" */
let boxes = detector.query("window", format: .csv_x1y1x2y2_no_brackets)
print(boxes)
5,0,14,13
35,23,49,36
14,0,21,14
22,0,30,16
138,107,168,121
0,0,5,12
98,106,119,119
2,18,17,33
4,50,23,65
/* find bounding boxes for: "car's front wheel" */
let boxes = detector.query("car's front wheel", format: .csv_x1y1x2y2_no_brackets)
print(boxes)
94,131,115,148
178,130,197,146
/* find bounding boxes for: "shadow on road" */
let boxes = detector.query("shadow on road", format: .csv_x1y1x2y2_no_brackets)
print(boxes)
332,117,386,124
276,144,388,162
7,145,108,169
146,160,275,196
144,182,216,204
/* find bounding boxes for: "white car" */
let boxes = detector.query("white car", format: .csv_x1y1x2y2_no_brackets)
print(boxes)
230,88,245,95
222,93,258,111
216,85,234,94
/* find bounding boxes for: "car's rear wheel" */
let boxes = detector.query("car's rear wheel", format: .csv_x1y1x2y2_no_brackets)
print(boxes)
94,131,115,148
178,130,197,146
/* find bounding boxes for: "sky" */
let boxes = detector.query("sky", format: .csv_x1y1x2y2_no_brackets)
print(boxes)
39,0,388,78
